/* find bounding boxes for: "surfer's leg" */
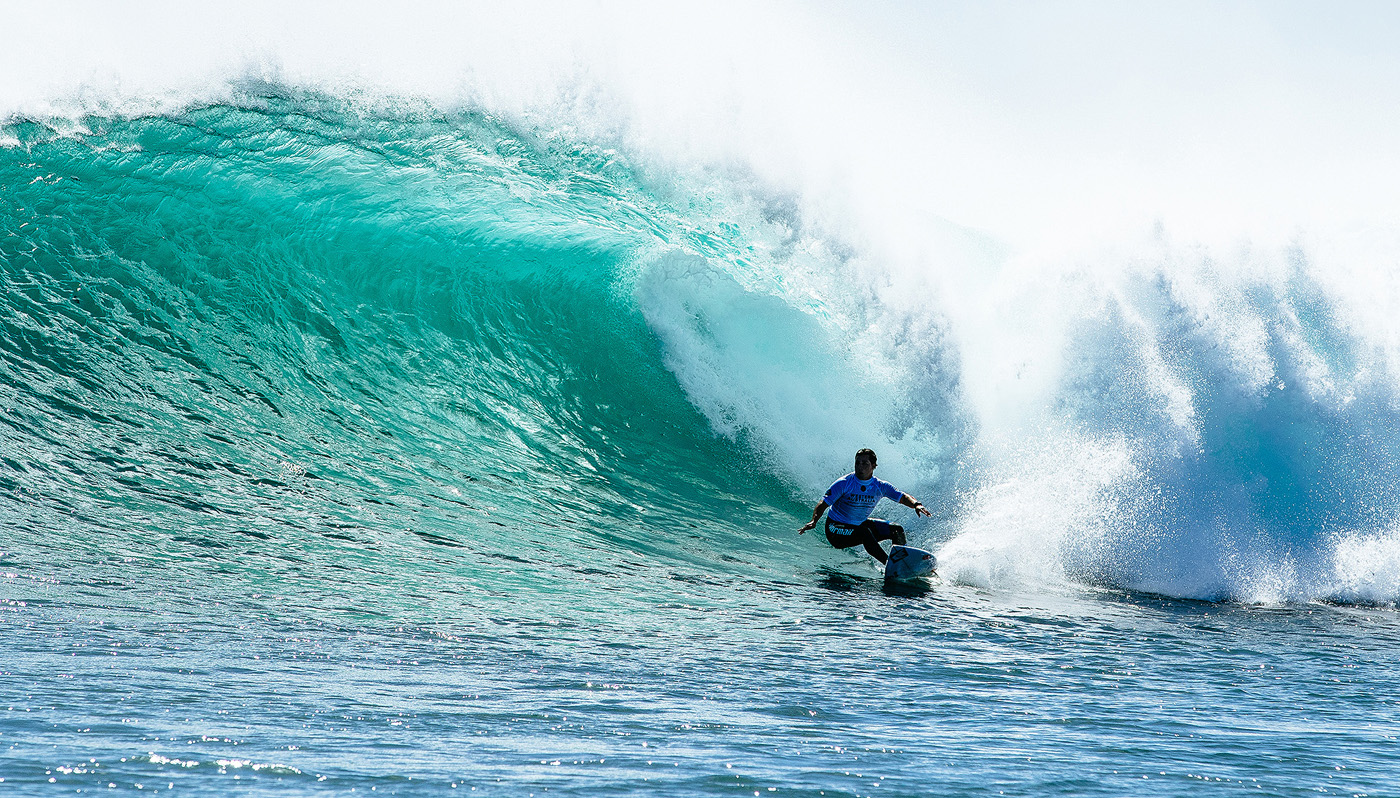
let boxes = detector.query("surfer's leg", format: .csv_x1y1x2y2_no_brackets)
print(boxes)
824,528,863,550
854,520,897,564
860,536,889,563
826,524,889,564
863,519,906,546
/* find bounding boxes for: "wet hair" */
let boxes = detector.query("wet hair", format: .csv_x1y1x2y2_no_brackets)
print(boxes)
855,448,877,466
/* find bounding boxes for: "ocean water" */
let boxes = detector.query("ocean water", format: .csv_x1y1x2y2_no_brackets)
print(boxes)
4,83,1400,797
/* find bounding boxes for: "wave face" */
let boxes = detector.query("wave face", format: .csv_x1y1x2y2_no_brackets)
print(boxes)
0,86,971,622
4,84,1400,605
0,89,775,611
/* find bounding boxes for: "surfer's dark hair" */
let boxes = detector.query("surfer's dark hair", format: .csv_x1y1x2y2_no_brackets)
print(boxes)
855,448,877,465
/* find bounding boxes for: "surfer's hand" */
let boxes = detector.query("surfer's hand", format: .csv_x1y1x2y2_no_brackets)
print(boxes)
914,502,931,518
798,520,816,534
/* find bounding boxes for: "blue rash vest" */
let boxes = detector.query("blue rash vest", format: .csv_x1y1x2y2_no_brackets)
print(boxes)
821,473,905,526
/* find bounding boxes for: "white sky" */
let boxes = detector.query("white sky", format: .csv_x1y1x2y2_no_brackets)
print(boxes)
6,0,1400,248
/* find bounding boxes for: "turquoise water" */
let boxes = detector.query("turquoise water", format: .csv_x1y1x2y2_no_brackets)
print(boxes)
4,88,1400,795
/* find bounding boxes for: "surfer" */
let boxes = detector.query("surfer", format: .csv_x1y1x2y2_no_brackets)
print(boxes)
797,448,931,564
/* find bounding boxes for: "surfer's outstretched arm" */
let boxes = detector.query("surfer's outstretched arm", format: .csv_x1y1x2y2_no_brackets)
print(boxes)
798,501,829,534
899,493,932,518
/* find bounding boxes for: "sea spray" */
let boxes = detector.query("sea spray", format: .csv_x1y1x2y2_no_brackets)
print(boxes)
939,235,1400,601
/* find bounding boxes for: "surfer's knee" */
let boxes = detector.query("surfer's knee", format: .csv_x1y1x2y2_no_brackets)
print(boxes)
890,524,906,545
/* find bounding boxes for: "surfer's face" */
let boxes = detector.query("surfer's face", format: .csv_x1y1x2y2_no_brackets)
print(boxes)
854,454,876,480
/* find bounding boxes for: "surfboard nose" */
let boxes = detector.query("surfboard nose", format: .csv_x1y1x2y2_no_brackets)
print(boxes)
885,545,937,580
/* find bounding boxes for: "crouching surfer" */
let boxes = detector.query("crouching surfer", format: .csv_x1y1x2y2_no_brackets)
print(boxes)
797,448,931,564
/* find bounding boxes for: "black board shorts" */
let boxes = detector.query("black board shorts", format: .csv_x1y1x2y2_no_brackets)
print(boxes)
824,517,896,550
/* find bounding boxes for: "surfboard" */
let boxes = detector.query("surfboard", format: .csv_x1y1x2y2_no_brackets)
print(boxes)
884,545,936,580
